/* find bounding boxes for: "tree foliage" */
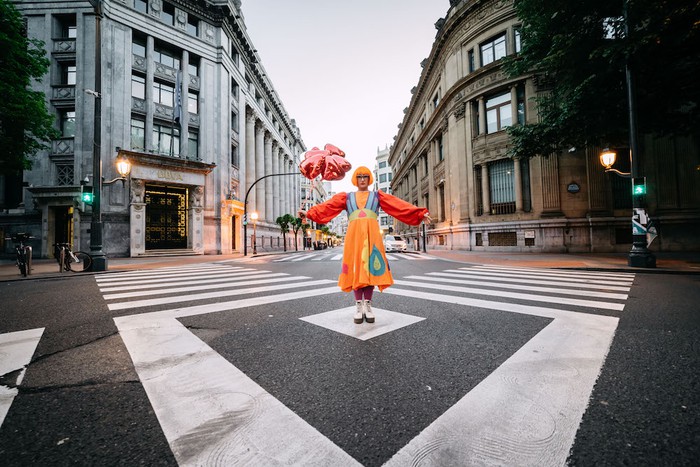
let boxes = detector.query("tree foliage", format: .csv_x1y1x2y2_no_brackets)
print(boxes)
503,0,700,158
0,0,59,174
275,214,295,251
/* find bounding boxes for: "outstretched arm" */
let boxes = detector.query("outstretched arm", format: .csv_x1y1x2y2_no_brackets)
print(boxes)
378,190,430,226
301,192,347,224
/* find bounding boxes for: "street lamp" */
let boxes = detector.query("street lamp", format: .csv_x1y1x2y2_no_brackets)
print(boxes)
251,212,259,254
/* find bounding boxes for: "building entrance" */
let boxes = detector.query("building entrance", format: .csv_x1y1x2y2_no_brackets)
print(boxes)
145,185,188,250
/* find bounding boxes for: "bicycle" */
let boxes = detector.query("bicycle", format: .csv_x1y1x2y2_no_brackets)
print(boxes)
53,243,92,272
5,233,34,277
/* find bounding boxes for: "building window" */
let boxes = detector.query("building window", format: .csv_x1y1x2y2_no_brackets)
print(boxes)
388,173,393,181
57,15,77,39
468,48,475,72
486,92,512,133
186,15,199,36
231,144,239,167
188,58,199,77
379,161,386,169
520,157,531,212
154,46,180,70
432,91,440,109
130,117,145,150
153,81,174,107
60,110,76,137
56,164,74,186
132,37,146,57
231,110,239,130
480,34,506,66
438,184,446,221
188,130,198,159
60,62,76,85
133,0,147,14
131,74,145,99
379,173,387,183
475,167,483,216
517,85,526,125
153,123,180,156
514,28,522,53
423,154,428,174
232,79,239,99
437,135,444,162
489,159,516,214
161,2,175,26
188,92,198,114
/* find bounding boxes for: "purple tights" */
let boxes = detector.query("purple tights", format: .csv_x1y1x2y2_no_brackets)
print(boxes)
353,286,374,301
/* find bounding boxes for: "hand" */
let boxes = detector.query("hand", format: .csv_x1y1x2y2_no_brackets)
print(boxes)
298,210,307,219
423,212,432,224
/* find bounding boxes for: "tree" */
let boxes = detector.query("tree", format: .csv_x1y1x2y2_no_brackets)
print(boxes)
275,214,295,252
291,217,306,251
503,0,700,158
0,0,59,174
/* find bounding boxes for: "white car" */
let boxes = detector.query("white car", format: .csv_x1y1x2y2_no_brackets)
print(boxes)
384,235,407,253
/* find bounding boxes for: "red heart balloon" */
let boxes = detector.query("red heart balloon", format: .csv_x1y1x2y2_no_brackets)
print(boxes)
324,143,345,157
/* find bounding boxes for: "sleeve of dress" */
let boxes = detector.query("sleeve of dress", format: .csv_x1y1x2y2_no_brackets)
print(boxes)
378,190,429,226
307,192,347,224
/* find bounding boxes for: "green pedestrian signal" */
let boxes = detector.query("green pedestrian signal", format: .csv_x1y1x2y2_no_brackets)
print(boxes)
632,177,646,196
81,186,94,204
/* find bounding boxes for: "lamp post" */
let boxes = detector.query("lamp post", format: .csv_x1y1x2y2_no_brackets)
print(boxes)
250,212,258,255
243,172,299,256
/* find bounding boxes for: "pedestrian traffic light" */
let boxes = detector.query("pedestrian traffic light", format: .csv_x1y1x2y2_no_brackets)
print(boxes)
632,177,646,197
81,185,94,204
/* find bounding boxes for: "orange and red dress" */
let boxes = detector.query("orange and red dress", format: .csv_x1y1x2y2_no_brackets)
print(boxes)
306,190,428,292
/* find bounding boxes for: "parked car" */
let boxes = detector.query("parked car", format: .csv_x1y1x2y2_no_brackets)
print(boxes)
384,235,407,253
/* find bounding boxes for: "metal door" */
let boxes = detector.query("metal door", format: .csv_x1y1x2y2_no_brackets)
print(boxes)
145,185,188,249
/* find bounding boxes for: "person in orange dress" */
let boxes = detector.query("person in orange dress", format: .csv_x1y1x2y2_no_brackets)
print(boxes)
299,166,431,324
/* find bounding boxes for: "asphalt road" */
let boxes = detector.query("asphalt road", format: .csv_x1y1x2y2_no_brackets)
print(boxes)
0,253,697,466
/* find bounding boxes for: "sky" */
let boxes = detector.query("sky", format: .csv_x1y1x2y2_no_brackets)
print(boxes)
241,0,451,193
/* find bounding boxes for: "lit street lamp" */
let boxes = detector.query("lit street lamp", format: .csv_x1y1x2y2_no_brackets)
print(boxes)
250,212,258,255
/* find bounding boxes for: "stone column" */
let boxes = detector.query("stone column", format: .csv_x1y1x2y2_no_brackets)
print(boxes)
264,132,273,222
129,179,146,257
180,50,189,158
513,157,523,212
245,109,256,208
510,85,518,127
481,164,490,215
273,146,281,219
478,97,486,135
189,186,204,253
145,36,155,151
255,120,265,219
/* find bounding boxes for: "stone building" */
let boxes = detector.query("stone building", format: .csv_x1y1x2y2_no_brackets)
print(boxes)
2,0,307,258
390,0,700,253
373,146,393,236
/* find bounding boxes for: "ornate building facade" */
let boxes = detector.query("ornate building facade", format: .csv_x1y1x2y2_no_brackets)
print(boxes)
2,0,307,257
390,0,700,253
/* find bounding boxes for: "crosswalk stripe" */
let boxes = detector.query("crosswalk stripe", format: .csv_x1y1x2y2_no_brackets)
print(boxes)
412,274,629,300
445,268,631,286
291,255,314,261
331,254,343,260
103,275,307,300
467,266,635,282
96,265,240,280
108,279,335,311
96,267,249,283
272,255,297,262
425,271,632,292
474,264,636,278
393,279,625,310
98,271,287,292
96,269,266,287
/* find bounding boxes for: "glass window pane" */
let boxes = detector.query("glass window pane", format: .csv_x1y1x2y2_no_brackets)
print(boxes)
188,93,198,114
486,93,510,108
132,75,145,99
132,41,146,57
134,0,147,14
500,105,513,128
495,36,507,60
486,109,498,133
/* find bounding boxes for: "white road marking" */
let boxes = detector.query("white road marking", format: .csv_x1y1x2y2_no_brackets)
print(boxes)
96,268,248,283
474,264,636,278
382,287,619,467
108,279,334,311
430,271,632,292
445,268,632,286
415,274,629,300
114,286,358,466
467,266,635,282
0,328,44,426
98,271,284,292
394,279,625,311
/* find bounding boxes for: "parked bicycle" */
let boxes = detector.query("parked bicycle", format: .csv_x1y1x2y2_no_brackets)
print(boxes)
54,243,92,272
5,233,34,277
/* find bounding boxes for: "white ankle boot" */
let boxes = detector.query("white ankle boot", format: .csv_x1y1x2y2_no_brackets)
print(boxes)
364,300,375,323
354,301,364,324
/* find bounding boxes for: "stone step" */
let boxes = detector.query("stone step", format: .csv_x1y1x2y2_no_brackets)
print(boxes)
138,249,200,257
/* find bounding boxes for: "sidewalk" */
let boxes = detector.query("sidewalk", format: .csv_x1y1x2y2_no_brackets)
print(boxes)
1,249,698,281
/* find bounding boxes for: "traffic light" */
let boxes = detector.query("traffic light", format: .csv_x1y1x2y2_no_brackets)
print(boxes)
632,177,647,197
81,185,94,204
